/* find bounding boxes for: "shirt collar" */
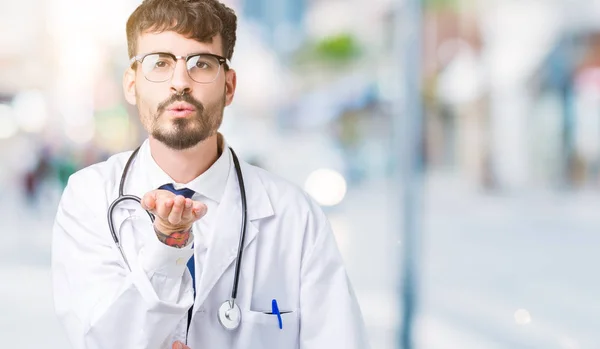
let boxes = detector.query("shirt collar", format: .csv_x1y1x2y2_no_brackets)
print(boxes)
140,133,232,203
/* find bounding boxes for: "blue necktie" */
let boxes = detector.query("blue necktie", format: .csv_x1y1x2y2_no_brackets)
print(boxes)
158,183,196,295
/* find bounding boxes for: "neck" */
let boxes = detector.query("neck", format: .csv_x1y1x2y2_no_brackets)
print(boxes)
149,133,220,184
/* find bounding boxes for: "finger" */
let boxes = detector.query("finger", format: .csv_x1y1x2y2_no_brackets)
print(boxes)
167,195,186,224
180,198,195,222
141,192,157,211
156,197,174,220
191,202,208,220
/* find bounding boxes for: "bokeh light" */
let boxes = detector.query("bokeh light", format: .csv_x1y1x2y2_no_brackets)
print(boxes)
304,168,347,206
514,309,532,325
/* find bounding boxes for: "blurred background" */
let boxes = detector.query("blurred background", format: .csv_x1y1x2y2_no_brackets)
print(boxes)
1,0,600,348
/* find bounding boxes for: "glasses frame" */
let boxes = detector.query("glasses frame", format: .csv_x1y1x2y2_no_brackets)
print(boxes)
130,52,231,84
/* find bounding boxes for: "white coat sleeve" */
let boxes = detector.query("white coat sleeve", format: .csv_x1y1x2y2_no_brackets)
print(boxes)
51,171,193,349
299,209,371,349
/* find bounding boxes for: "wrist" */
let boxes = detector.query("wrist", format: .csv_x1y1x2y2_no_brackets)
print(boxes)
154,220,193,235
153,224,193,248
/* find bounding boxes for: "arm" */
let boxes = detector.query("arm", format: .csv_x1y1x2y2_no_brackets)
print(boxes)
51,172,194,349
299,214,371,349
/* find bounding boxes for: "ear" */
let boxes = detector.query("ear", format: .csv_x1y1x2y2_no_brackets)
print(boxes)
224,68,237,107
123,68,137,105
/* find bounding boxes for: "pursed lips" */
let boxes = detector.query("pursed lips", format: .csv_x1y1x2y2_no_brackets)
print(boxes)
166,102,197,117
167,102,196,112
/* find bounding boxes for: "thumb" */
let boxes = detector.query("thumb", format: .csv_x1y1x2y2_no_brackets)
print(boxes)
141,191,157,211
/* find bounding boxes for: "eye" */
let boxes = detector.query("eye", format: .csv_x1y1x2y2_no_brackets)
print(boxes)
144,54,174,70
195,61,210,69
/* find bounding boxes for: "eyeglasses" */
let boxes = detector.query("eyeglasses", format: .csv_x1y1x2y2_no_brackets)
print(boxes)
130,52,230,84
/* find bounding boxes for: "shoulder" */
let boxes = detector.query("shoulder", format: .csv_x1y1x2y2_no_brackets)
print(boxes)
60,150,135,215
241,163,336,265
242,163,326,228
67,150,133,191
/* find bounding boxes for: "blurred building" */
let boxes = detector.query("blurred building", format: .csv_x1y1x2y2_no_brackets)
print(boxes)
419,0,600,192
533,29,600,188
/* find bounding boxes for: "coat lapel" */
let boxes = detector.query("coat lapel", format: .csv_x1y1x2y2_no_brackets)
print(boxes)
194,161,274,307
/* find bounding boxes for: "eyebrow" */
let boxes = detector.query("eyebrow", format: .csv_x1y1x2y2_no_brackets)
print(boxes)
147,51,220,57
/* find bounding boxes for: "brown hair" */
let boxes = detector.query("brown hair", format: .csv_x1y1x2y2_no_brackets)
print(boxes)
126,0,237,60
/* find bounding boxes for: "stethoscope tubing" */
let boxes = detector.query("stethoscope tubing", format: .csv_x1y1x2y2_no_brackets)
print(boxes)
106,145,248,328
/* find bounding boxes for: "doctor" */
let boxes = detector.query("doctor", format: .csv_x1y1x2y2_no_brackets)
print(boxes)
51,0,369,348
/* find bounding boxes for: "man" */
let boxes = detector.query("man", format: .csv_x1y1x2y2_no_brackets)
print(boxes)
51,0,369,348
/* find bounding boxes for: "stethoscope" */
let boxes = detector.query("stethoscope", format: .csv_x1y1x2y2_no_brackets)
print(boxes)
107,145,248,331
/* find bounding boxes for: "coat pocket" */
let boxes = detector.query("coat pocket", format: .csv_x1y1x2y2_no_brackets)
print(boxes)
236,310,300,348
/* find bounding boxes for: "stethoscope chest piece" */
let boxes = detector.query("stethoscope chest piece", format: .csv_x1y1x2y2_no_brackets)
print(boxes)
218,301,241,330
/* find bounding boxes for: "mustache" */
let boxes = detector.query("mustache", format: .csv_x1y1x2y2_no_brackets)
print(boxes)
156,93,205,116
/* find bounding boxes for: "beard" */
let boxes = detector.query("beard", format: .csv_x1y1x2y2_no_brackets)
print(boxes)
148,92,225,150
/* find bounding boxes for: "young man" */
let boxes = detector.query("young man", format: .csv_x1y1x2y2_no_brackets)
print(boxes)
51,0,369,348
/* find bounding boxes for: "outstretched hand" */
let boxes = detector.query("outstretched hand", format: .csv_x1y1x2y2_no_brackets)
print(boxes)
141,188,207,234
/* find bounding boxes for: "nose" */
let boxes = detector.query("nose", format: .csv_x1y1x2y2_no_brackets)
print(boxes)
170,58,192,95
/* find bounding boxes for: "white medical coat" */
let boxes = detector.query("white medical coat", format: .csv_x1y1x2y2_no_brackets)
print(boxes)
51,143,369,349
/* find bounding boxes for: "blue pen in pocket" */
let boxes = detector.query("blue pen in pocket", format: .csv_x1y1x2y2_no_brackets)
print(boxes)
271,299,282,330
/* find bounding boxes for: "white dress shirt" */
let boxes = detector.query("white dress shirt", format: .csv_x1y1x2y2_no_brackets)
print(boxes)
139,133,232,284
